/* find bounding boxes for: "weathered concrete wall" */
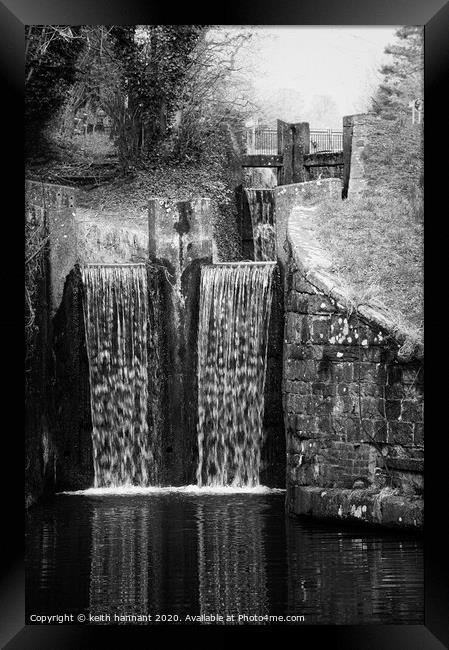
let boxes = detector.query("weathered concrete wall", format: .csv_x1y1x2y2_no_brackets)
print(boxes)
304,152,343,182
238,188,276,261
52,265,94,491
274,179,342,268
26,182,151,313
344,113,379,199
342,115,353,198
242,154,283,168
76,212,148,265
25,182,78,506
275,179,424,530
242,167,278,189
26,181,77,316
25,182,155,502
277,120,310,185
237,187,255,261
260,264,286,487
148,198,213,485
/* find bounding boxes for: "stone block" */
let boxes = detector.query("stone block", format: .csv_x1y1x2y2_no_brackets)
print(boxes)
292,274,317,293
307,294,338,314
387,364,403,386
353,362,386,384
285,343,323,361
285,414,297,435
388,422,414,446
385,399,401,419
288,485,423,530
333,362,354,383
401,399,423,423
312,382,336,398
295,415,319,435
414,423,424,446
401,366,423,386
285,313,311,343
385,382,406,399
285,380,311,395
317,414,332,435
311,315,332,342
287,292,310,314
372,419,388,443
323,346,359,362
362,382,383,397
285,359,317,381
314,397,333,416
359,396,382,418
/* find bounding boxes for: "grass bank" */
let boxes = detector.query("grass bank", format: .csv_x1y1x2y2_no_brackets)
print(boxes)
314,188,423,347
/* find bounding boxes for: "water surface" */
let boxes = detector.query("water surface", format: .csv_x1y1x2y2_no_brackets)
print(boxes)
26,492,423,625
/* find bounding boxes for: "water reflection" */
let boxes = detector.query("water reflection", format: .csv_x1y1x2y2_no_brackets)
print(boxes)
89,497,199,621
196,499,268,622
26,493,423,624
286,520,423,624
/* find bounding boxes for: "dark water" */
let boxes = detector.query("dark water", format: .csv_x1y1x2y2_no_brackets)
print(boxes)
26,492,423,625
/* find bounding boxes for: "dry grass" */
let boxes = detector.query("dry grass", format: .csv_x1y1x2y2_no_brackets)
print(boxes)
314,189,423,345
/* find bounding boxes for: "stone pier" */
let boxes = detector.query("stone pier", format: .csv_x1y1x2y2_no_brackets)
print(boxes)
148,198,213,485
277,120,311,185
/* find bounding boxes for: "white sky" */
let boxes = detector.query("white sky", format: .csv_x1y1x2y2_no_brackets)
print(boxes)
238,26,398,123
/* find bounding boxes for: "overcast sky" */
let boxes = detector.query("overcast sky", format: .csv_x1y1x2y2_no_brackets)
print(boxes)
237,26,399,126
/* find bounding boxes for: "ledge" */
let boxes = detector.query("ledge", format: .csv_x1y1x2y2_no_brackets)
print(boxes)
304,152,343,167
242,154,283,168
289,485,423,530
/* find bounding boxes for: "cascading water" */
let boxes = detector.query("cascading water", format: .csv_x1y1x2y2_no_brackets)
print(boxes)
82,264,156,488
245,189,276,261
196,263,275,487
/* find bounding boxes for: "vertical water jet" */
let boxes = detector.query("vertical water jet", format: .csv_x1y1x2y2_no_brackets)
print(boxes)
196,263,275,487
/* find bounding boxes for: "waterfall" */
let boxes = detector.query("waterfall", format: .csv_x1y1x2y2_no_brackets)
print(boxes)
196,263,275,487
245,189,276,261
82,264,156,487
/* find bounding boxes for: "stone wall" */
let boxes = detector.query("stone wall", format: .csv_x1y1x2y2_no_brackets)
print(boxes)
274,179,342,269
25,182,158,503
148,198,214,485
52,266,94,491
76,212,148,265
260,265,286,487
276,178,424,530
26,181,77,316
277,120,310,184
343,113,379,198
303,152,343,182
25,182,77,505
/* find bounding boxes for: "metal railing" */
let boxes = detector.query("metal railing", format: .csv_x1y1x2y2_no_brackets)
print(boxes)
309,129,342,153
245,128,279,155
244,127,343,155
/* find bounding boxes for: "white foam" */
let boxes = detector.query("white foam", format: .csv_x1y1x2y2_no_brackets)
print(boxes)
57,484,285,497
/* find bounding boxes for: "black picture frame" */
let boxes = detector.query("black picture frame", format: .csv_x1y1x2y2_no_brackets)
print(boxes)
2,1,446,647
